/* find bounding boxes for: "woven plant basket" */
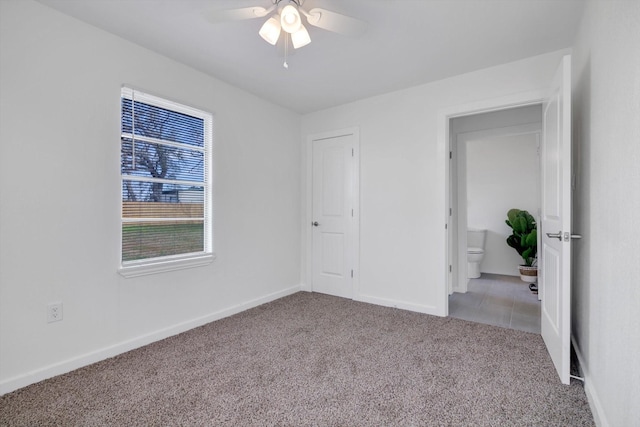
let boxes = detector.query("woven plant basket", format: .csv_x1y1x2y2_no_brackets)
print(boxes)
518,265,538,283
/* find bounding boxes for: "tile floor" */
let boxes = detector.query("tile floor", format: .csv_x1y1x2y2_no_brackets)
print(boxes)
448,273,540,334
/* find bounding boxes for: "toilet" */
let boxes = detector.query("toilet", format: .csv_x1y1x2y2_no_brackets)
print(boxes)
467,228,487,279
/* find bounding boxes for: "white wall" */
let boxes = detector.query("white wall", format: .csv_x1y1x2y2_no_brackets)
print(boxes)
466,132,540,276
301,50,568,315
571,1,640,425
452,105,542,277
0,0,301,393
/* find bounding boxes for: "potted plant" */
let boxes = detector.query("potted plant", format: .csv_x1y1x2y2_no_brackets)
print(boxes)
505,208,538,284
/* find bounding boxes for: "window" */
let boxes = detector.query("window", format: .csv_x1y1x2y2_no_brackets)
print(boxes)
119,87,213,277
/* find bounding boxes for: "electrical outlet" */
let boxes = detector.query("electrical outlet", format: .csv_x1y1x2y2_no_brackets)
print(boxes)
47,302,63,323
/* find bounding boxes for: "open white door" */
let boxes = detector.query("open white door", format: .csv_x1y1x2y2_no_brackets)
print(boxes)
540,55,574,385
311,131,358,299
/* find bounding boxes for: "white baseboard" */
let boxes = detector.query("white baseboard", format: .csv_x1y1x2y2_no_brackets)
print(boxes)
357,294,441,316
0,285,301,396
571,335,609,427
452,285,468,294
299,282,312,292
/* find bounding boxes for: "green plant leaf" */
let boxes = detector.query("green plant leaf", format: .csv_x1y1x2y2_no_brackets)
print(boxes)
506,209,537,266
507,209,521,227
525,229,537,246
514,216,527,233
506,235,525,256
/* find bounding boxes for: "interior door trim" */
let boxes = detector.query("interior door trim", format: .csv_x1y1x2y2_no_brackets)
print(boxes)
438,90,546,316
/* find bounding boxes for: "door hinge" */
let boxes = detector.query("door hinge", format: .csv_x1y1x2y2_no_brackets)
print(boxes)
445,223,448,230
352,148,354,156
352,209,354,217
351,269,354,278
449,265,452,273
449,151,452,159
449,208,452,216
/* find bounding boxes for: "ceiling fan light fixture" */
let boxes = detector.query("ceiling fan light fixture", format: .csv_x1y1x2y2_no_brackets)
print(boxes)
280,4,302,33
291,25,311,49
259,16,281,45
210,2,368,64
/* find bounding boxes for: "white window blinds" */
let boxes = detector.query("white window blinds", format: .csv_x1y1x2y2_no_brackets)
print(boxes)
120,87,213,266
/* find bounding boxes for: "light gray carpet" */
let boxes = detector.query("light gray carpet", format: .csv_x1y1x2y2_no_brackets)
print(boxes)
0,292,593,426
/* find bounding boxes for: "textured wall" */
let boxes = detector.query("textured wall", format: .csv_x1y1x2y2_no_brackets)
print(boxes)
571,1,640,425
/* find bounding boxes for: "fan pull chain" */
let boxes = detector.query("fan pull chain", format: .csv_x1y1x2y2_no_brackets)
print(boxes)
284,33,289,69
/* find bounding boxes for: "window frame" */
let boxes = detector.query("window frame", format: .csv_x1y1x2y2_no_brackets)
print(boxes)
118,87,214,278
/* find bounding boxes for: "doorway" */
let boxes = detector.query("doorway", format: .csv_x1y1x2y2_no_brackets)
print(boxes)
448,105,543,332
440,55,573,384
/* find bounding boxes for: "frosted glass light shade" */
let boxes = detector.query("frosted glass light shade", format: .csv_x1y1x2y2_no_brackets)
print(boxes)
259,16,281,45
291,25,311,49
280,4,302,33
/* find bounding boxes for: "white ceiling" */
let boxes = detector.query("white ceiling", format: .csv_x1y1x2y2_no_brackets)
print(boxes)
35,0,585,114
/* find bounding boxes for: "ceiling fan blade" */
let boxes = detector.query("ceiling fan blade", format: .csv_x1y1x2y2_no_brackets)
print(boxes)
206,6,275,23
301,8,367,37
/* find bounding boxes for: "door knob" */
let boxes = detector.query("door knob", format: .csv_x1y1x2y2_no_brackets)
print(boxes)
312,221,319,227
547,231,583,241
546,231,562,240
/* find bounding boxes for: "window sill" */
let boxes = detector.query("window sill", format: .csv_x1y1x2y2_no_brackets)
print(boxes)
118,253,215,278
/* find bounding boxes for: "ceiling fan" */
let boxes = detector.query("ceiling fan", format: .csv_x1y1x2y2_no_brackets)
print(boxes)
207,0,367,65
